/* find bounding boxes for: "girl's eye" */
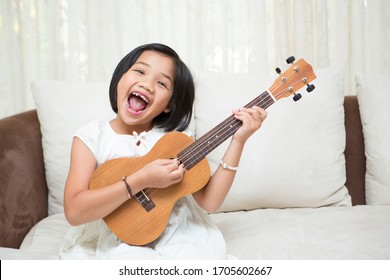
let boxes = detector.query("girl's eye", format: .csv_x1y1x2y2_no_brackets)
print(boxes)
157,81,168,89
134,69,144,74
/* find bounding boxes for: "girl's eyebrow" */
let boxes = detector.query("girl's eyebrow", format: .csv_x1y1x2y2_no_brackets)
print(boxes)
134,61,173,84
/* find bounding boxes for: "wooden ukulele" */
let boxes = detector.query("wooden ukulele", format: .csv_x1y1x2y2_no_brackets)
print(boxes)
89,57,316,245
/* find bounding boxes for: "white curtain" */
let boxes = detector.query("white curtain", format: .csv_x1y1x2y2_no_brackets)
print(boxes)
1,0,389,118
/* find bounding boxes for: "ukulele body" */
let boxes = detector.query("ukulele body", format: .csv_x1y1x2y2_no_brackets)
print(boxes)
89,131,211,246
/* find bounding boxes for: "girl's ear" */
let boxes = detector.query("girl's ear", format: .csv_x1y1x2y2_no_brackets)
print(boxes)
163,107,171,113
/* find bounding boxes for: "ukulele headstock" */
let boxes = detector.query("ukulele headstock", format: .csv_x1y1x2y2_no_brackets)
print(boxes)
269,56,316,102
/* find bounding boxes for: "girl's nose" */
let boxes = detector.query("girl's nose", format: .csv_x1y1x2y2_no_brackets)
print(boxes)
138,80,154,93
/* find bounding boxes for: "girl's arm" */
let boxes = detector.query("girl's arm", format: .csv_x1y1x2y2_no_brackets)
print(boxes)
192,106,267,212
63,138,184,226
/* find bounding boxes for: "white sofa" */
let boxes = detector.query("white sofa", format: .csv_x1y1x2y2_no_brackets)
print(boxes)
1,66,390,259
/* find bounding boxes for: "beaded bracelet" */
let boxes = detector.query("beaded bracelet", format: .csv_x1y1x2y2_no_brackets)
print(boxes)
121,176,133,199
219,159,239,171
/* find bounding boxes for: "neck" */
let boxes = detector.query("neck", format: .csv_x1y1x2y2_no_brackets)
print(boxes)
110,118,152,135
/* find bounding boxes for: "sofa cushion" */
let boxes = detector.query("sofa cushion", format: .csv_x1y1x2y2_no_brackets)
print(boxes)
211,205,390,259
31,81,115,215
356,74,390,205
194,66,351,211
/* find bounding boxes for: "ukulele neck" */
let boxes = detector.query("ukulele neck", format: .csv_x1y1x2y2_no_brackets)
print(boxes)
178,90,275,170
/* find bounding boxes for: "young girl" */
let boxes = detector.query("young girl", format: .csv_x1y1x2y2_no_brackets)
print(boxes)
60,43,267,259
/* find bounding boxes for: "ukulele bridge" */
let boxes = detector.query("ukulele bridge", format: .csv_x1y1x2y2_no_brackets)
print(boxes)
134,190,155,212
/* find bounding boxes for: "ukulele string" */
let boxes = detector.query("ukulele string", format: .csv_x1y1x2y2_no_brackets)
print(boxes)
136,99,268,199
177,77,303,169
177,68,304,165
177,94,273,168
180,63,308,168
177,91,274,167
136,78,302,202
269,70,300,97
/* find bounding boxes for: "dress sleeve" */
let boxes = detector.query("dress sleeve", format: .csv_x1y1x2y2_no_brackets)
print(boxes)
73,120,101,160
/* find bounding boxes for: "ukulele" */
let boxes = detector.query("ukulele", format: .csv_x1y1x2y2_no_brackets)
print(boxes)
89,57,316,245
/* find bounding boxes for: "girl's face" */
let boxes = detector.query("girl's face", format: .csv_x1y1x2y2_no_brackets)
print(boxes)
113,50,175,134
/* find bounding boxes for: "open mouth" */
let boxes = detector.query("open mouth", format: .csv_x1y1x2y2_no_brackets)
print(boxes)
127,92,149,113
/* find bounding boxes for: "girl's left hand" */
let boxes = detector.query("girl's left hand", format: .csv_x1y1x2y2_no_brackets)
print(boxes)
232,106,267,144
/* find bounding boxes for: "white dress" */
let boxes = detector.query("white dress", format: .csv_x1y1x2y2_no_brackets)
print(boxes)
59,120,228,259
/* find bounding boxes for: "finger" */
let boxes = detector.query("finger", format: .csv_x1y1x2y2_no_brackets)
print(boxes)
169,164,185,182
239,107,267,123
167,159,185,173
233,107,261,116
233,107,258,122
155,158,179,167
253,106,267,121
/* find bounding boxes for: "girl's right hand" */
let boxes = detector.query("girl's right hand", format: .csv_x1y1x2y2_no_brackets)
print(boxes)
139,158,185,189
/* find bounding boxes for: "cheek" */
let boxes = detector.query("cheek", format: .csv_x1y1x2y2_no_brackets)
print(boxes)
162,92,174,111
117,70,135,91
116,77,131,102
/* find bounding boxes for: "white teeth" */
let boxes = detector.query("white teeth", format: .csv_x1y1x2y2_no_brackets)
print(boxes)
131,92,149,103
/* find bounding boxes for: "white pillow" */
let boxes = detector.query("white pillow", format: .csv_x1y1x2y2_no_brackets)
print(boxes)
356,74,390,205
194,66,351,211
32,80,115,215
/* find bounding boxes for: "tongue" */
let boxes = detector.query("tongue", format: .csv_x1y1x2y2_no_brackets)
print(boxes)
129,96,147,112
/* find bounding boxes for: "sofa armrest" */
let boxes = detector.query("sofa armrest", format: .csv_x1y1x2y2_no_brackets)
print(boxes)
344,96,366,205
0,110,48,249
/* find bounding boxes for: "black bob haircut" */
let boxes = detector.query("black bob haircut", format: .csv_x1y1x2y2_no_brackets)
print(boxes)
109,43,195,132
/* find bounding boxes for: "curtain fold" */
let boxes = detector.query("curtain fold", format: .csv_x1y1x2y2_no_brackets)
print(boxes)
1,0,389,118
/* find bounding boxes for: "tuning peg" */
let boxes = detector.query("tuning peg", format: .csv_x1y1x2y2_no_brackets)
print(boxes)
306,84,315,92
293,93,302,102
275,67,281,75
286,56,295,64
